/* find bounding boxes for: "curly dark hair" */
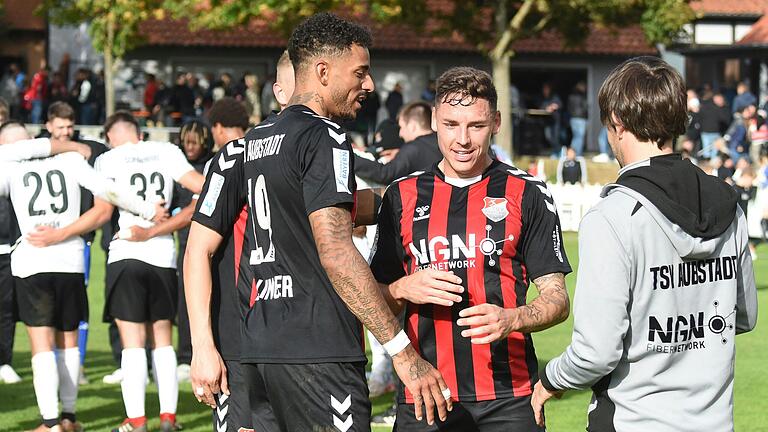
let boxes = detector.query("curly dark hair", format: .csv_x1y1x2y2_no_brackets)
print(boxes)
288,12,372,74
435,67,497,112
207,97,249,130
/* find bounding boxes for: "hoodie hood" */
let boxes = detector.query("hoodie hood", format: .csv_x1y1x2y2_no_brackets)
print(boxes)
603,154,738,258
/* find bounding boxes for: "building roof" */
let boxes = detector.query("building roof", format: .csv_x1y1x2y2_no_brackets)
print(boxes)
690,0,768,17
736,13,768,45
139,18,655,56
2,0,46,31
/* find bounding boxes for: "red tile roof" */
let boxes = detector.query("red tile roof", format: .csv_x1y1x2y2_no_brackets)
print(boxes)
691,0,768,17
139,18,655,56
736,14,768,44
2,0,46,31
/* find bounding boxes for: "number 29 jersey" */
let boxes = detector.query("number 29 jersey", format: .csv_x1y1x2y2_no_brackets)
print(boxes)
193,105,365,364
0,152,103,277
95,141,194,268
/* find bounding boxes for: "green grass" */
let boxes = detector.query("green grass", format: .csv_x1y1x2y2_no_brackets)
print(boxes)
1,232,767,431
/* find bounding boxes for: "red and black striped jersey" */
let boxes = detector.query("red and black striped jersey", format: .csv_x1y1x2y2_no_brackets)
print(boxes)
371,160,571,402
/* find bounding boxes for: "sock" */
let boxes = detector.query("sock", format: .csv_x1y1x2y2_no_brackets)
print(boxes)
121,348,148,419
31,351,60,423
152,345,178,415
127,416,146,427
159,412,176,424
57,347,80,415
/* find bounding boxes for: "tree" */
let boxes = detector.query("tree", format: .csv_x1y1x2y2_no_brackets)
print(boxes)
39,0,165,117
169,1,693,156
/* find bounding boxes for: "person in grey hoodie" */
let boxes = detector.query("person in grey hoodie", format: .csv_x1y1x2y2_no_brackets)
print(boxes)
531,56,758,432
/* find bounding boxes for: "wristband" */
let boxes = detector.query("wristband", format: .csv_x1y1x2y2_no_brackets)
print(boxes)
383,330,411,357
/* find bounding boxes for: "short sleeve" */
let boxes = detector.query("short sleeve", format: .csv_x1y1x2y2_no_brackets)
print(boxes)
192,140,247,235
520,180,572,280
300,125,356,215
162,143,195,181
0,138,50,162
370,186,407,285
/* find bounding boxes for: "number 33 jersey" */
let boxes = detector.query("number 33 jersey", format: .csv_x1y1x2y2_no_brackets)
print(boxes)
95,141,194,268
0,152,107,277
193,105,366,364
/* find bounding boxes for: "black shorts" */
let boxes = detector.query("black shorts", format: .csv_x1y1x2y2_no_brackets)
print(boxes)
104,259,177,323
244,362,371,432
14,273,87,331
394,396,543,432
213,360,253,432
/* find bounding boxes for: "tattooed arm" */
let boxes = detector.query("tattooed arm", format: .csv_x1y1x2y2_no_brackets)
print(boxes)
457,272,569,344
309,205,452,425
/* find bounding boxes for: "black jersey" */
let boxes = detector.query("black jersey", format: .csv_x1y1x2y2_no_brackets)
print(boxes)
193,138,254,360
193,105,365,364
371,161,572,402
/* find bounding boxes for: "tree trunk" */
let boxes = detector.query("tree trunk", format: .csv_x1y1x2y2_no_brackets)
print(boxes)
492,53,512,159
104,12,116,117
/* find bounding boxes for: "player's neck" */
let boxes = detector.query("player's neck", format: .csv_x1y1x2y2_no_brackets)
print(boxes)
221,129,244,143
288,88,329,117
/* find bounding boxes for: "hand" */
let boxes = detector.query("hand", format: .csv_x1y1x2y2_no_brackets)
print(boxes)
379,148,400,162
125,225,154,242
457,303,516,344
531,380,564,428
392,269,463,307
27,225,68,247
190,343,229,408
152,201,169,223
72,143,92,160
392,346,452,425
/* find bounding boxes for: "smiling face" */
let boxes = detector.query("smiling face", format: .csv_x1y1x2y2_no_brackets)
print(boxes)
433,94,500,178
327,44,374,120
46,117,74,141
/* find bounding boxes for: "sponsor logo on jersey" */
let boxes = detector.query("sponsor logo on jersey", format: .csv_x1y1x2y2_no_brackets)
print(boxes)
649,256,737,290
246,134,285,162
332,148,351,194
481,197,508,222
413,205,430,221
409,228,514,270
552,226,564,263
646,300,736,353
200,172,225,217
255,275,294,301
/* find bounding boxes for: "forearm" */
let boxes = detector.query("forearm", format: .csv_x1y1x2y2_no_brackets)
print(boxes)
380,281,405,315
98,181,157,219
183,242,216,349
514,273,569,333
311,207,402,344
58,204,112,240
146,202,195,239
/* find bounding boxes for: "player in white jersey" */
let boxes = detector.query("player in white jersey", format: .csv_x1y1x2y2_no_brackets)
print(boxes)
0,123,166,432
93,112,204,432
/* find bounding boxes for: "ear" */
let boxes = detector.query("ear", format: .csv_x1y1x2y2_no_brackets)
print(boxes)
431,106,437,132
492,110,501,134
273,82,288,107
315,60,330,86
609,112,625,136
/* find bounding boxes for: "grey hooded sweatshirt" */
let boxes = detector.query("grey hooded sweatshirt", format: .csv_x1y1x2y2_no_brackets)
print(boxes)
541,154,758,432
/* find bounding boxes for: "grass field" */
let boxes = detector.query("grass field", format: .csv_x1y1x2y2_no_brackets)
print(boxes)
1,232,767,431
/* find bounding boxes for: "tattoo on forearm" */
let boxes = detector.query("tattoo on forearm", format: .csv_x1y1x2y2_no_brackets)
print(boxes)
310,206,400,344
516,273,569,333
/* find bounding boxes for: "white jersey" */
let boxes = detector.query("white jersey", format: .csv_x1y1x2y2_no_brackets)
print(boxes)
95,141,194,268
0,138,51,163
0,152,103,277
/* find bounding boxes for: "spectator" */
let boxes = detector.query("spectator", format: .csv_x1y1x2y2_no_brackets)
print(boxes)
186,73,205,117
168,72,196,125
242,73,261,126
568,81,588,156
144,73,158,112
260,73,277,119
557,147,587,184
420,79,435,102
71,68,97,125
540,82,563,158
734,166,758,258
23,60,48,124
686,88,702,151
732,81,757,114
48,72,69,105
385,82,404,120
724,104,760,158
0,65,21,120
698,91,731,158
0,98,8,123
357,90,380,145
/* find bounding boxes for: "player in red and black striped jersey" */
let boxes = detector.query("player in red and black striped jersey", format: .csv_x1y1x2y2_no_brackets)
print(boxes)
371,67,572,431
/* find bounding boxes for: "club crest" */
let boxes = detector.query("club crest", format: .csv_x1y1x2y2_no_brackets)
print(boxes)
482,197,509,222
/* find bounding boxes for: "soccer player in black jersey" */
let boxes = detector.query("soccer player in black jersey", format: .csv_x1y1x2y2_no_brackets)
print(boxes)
371,67,572,431
186,13,450,432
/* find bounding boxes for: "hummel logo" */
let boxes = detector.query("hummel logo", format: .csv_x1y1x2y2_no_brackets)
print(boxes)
331,394,353,432
414,205,430,221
